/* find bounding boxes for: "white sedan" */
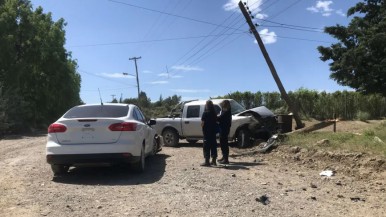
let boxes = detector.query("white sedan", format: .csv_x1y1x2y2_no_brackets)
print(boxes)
46,103,161,175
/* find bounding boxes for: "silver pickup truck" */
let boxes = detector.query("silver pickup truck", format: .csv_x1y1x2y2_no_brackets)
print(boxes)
153,99,277,147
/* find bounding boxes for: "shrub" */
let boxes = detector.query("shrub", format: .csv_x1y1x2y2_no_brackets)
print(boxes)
356,111,371,121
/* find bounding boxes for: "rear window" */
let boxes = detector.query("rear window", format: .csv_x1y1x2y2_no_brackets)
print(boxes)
63,105,129,118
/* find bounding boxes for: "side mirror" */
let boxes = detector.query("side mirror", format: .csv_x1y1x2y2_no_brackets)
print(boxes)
148,119,156,126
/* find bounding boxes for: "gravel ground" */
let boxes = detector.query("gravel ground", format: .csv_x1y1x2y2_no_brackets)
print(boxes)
0,133,385,217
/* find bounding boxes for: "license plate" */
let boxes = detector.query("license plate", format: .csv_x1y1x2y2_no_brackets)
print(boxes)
82,128,95,132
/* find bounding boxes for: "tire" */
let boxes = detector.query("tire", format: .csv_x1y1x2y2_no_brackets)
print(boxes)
51,164,69,175
162,128,179,147
237,128,252,148
186,139,198,144
151,137,158,155
132,145,145,173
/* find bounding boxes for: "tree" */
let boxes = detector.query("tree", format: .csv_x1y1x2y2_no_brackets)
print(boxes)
318,0,386,97
0,0,82,132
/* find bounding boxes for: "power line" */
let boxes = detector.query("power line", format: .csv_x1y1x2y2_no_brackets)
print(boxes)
68,32,246,48
79,69,137,87
259,24,323,33
266,0,304,20
108,0,244,31
255,19,324,32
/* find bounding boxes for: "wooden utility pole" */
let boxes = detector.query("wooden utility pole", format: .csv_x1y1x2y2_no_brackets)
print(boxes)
238,1,304,129
129,56,141,99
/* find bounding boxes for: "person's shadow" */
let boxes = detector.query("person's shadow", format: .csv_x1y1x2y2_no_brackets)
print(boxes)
52,154,169,186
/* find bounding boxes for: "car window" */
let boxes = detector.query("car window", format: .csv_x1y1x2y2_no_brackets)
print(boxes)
136,108,146,123
230,100,246,115
63,105,129,118
186,105,200,118
133,108,139,120
134,108,146,123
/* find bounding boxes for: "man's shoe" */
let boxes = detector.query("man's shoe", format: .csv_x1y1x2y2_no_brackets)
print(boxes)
218,158,229,164
200,162,211,167
211,158,217,166
200,159,210,167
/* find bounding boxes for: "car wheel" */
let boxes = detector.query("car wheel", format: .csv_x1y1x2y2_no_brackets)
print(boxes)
162,128,179,147
132,145,145,173
237,128,252,148
186,139,198,144
51,164,69,175
151,137,158,155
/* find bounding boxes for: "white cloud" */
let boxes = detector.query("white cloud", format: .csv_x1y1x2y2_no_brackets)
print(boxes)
171,65,203,72
171,89,210,93
142,70,153,74
224,0,262,12
335,9,346,17
307,6,319,13
256,29,277,44
148,81,168,84
307,1,344,17
157,73,183,79
100,73,133,78
223,0,267,22
316,1,333,12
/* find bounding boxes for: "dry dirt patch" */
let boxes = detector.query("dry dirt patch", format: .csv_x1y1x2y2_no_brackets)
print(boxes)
1,129,385,217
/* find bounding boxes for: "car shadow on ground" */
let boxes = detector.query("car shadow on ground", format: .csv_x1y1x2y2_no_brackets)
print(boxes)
52,153,170,186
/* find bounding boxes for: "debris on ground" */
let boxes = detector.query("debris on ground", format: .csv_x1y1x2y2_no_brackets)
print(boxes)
320,170,335,177
350,197,366,202
255,195,270,205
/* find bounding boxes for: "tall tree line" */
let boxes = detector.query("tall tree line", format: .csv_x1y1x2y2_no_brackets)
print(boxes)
221,89,386,120
0,0,81,133
113,90,385,121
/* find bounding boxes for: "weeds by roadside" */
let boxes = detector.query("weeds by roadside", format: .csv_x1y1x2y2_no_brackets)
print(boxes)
285,121,386,157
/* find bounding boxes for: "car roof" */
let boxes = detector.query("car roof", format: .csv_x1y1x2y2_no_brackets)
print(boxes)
75,103,132,108
184,99,232,106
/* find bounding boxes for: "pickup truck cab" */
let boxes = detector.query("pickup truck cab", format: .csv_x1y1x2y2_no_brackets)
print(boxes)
153,99,277,147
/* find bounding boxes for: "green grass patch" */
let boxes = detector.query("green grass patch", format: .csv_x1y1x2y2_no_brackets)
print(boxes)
285,121,386,156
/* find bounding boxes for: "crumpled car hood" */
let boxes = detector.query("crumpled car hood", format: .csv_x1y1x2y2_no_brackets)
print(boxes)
236,106,275,118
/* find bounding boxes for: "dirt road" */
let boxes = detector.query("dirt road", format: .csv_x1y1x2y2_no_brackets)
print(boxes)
1,134,385,217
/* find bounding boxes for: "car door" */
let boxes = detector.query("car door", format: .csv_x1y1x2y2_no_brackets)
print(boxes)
133,107,153,154
181,105,203,137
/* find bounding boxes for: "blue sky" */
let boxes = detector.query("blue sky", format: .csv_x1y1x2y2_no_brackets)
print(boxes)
30,0,359,103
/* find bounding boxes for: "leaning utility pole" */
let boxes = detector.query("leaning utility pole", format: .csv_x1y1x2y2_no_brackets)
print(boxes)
129,56,142,99
238,1,304,129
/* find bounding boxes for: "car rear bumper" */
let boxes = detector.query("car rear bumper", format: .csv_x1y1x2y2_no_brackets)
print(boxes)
46,153,140,165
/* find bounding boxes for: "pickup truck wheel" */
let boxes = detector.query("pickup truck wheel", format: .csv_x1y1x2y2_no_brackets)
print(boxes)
237,129,252,148
186,139,198,144
162,129,179,147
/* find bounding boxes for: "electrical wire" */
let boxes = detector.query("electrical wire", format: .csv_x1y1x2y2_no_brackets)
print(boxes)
79,69,137,87
68,32,246,48
108,0,244,31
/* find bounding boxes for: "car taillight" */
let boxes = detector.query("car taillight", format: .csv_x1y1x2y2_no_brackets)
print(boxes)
109,122,137,131
48,123,67,133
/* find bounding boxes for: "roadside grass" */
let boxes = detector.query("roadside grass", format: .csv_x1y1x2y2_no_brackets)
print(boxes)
285,121,386,157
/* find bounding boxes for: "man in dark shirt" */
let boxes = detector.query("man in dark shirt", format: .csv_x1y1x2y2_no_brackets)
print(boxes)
218,100,232,164
201,100,218,166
